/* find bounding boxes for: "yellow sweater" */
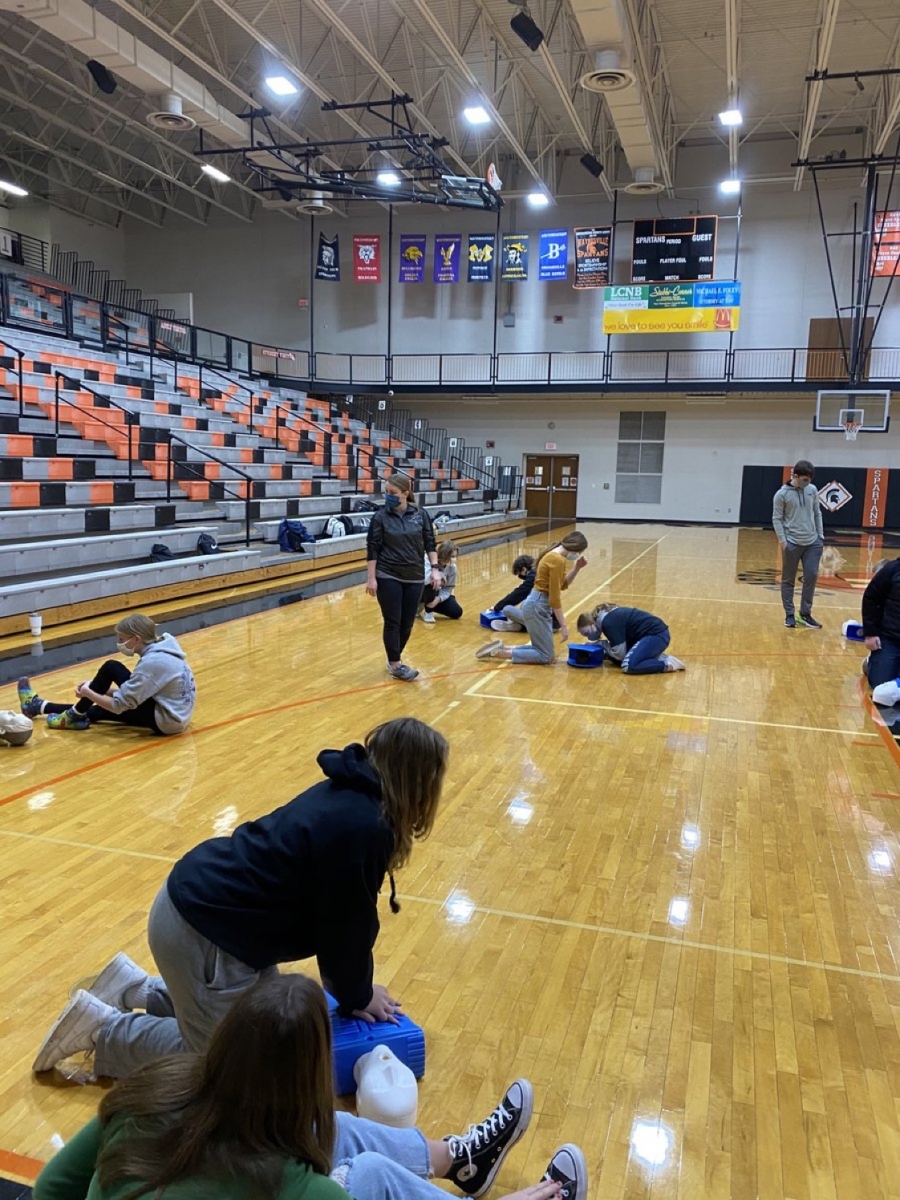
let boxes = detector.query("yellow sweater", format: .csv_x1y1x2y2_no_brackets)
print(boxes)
534,551,570,609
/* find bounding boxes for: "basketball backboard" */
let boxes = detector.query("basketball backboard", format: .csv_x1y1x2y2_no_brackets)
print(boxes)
814,389,891,433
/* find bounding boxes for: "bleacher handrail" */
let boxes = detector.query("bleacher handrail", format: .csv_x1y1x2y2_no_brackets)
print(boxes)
0,330,27,416
53,371,138,479
165,431,254,547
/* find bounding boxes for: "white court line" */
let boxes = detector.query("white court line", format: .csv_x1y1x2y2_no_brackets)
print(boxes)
563,536,668,618
470,690,878,738
430,700,461,724
464,669,506,697
0,828,175,862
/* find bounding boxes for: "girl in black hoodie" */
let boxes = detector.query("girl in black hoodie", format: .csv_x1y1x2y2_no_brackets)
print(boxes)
33,718,449,1078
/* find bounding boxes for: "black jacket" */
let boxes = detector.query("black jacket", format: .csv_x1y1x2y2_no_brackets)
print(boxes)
494,569,536,614
598,606,669,659
167,744,395,1015
862,559,900,642
367,501,436,583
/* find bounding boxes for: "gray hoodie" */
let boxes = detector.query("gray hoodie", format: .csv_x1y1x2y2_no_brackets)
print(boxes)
772,482,824,546
107,632,196,735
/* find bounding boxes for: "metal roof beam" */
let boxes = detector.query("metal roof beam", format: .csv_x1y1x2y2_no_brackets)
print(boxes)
795,0,841,190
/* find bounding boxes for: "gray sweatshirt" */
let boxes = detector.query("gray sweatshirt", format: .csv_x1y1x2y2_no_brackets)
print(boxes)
107,632,196,735
772,482,824,546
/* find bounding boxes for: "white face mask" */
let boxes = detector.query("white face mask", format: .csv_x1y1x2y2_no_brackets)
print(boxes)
116,640,137,657
565,551,580,561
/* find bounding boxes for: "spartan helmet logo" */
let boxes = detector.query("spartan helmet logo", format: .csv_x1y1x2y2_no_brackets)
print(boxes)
320,243,335,267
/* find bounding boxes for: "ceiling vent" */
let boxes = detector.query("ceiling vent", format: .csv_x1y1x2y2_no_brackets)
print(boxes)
295,191,334,215
147,93,197,132
580,50,636,94
624,167,664,195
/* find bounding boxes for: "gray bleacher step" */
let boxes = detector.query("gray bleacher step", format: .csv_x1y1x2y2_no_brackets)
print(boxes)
1,526,220,578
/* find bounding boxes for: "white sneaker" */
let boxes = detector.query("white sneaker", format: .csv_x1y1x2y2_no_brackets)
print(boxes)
491,619,523,632
664,655,686,671
85,952,149,1011
873,678,900,707
422,611,436,624
476,640,505,660
33,990,117,1073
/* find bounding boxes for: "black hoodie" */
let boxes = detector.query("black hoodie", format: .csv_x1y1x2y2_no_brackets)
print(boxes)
167,744,395,1014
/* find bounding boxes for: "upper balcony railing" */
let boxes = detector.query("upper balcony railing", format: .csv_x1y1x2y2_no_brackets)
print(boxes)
2,264,900,393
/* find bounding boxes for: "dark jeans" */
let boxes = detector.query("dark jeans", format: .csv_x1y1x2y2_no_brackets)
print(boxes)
376,578,424,663
869,636,900,690
780,540,823,617
621,632,671,675
43,659,160,732
421,585,463,620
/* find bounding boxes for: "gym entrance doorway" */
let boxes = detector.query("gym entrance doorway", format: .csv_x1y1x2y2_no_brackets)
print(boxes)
523,454,579,527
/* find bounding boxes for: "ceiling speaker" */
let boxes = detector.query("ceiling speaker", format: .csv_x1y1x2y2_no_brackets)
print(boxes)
87,60,117,95
510,12,544,52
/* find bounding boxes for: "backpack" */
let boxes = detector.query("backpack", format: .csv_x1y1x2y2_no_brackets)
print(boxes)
433,510,453,533
353,499,378,513
197,532,221,555
150,543,174,562
351,514,372,533
324,515,351,538
278,518,314,553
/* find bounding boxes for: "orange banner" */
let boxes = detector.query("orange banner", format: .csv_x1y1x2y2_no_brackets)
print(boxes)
864,467,889,528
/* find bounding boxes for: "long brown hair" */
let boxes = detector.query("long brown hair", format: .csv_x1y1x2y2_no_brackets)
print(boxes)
535,530,588,569
365,717,448,871
97,975,335,1200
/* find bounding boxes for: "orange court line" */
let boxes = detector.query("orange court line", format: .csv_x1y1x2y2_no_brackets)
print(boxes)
0,1147,44,1182
0,668,484,811
857,677,900,771
872,793,900,801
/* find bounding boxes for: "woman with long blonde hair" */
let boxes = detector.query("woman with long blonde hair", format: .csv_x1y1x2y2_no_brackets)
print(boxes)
476,532,588,665
18,613,195,734
33,718,449,1078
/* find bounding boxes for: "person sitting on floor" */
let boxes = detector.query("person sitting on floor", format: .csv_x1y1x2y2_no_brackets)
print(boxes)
420,540,463,623
18,613,195,735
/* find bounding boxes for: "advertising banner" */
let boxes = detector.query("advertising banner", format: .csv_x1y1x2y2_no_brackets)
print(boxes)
434,234,462,283
602,281,741,333
353,235,381,283
398,234,426,282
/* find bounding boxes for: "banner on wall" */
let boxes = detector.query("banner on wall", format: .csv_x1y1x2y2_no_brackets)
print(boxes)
314,233,340,282
467,233,495,283
500,234,529,280
573,227,611,289
434,234,462,283
602,281,741,333
538,229,569,280
353,235,381,283
398,234,427,282
872,212,900,277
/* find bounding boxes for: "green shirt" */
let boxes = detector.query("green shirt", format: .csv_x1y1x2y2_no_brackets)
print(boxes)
33,1116,350,1200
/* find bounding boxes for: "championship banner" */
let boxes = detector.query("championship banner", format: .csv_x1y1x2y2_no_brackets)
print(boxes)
467,233,495,283
353,235,381,283
398,234,426,283
314,233,340,282
501,234,529,280
539,229,569,280
434,234,462,283
602,281,741,333
574,227,610,289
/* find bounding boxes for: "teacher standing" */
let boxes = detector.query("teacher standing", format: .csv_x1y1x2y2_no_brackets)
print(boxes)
366,474,438,682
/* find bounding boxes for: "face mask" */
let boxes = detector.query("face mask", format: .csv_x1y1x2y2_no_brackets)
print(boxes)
117,640,136,657
565,551,580,561
385,494,401,509
584,626,602,643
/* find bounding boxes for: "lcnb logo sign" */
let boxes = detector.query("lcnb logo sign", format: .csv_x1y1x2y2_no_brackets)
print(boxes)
818,480,852,512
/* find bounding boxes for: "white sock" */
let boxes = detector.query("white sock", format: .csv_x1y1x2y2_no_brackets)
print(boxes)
123,979,151,1009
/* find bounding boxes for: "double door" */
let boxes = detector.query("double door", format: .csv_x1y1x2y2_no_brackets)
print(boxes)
523,454,579,524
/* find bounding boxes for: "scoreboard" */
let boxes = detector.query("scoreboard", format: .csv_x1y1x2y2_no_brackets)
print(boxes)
631,216,717,283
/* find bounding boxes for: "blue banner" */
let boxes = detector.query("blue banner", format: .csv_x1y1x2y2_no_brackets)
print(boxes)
693,281,741,307
398,234,426,282
315,233,340,282
434,234,462,283
501,234,529,280
467,233,495,283
539,229,568,280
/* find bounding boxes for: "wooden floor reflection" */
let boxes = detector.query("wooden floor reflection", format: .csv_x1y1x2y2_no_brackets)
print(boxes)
1,524,897,1199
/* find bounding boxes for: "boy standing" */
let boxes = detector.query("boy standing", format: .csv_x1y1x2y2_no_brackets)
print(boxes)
772,460,825,629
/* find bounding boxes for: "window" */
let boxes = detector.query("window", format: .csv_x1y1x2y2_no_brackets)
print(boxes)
615,411,665,504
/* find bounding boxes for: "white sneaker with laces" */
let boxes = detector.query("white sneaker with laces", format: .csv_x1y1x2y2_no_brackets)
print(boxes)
86,952,149,1011
664,655,686,672
422,611,436,624
491,619,523,632
33,990,117,1073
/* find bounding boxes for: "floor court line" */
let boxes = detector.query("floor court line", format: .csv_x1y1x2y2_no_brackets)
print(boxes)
857,676,900,770
0,1148,44,1184
563,536,668,618
0,829,175,862
467,690,878,738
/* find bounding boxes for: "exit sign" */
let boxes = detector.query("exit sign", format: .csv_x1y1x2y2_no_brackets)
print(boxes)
545,441,557,450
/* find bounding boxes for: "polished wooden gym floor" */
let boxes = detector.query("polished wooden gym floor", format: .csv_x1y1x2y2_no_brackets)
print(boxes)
1,523,899,1199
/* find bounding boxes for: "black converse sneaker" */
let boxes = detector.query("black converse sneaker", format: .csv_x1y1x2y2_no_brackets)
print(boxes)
541,1144,588,1200
445,1078,533,1197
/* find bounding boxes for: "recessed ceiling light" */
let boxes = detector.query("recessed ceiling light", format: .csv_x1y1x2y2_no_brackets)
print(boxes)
719,178,741,195
201,164,230,184
265,75,299,96
376,170,401,186
0,179,28,197
526,190,550,208
463,105,491,125
718,108,742,127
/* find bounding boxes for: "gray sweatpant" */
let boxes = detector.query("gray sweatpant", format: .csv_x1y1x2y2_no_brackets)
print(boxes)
780,539,823,618
94,884,277,1078
504,589,556,665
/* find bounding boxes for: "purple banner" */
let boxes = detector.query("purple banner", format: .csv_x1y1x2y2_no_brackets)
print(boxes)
398,234,426,282
434,234,462,283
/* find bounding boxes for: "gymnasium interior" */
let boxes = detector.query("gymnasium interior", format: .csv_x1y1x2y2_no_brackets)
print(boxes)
2,0,900,1196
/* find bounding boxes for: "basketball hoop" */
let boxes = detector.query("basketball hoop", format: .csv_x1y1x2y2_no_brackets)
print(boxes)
843,420,861,441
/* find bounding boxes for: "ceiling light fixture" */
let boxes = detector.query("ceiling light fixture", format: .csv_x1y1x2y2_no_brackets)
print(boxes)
0,179,29,197
719,178,741,195
510,10,544,52
526,190,550,208
718,108,743,127
201,163,230,184
580,152,605,179
265,75,299,97
376,170,401,186
463,105,491,126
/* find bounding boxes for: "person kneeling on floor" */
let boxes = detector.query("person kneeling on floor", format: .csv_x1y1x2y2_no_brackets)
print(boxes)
862,558,900,710
18,613,196,735
577,603,685,674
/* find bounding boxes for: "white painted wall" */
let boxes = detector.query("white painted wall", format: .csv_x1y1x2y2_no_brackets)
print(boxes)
406,396,899,524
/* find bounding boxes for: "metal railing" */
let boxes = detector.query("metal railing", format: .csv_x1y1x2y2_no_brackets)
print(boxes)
54,372,138,478
165,432,254,547
0,332,27,416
